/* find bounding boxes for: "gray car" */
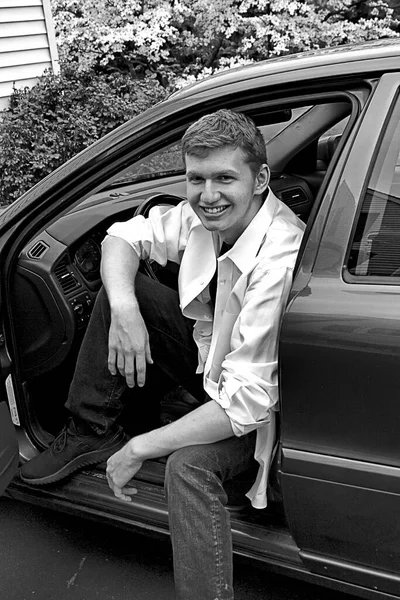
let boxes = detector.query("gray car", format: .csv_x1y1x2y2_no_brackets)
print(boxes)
1,38,400,599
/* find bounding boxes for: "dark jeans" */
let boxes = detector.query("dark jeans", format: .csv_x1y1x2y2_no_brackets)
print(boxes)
66,273,205,431
65,272,256,600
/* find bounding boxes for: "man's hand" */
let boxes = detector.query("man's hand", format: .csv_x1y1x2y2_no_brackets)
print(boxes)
106,440,142,502
108,303,153,388
106,402,234,503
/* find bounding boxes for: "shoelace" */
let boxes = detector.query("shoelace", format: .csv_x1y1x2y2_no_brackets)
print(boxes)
52,426,68,453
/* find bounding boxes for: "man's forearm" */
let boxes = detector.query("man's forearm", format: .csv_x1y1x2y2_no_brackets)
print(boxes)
130,400,235,461
101,234,153,388
101,235,140,307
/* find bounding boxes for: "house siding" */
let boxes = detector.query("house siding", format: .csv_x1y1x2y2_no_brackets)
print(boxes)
0,0,59,110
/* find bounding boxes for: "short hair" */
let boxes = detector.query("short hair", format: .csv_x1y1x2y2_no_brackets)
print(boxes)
181,109,267,175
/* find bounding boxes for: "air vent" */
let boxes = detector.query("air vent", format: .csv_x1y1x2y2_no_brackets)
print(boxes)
54,261,81,294
27,240,49,259
280,187,308,208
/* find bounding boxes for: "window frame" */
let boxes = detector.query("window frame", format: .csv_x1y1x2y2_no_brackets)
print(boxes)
343,88,400,285
101,91,360,194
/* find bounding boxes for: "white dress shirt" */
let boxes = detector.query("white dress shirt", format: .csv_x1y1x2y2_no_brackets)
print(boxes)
106,191,305,508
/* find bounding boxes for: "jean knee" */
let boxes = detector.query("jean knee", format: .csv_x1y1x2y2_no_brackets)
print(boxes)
166,447,192,484
165,446,229,511
165,447,205,497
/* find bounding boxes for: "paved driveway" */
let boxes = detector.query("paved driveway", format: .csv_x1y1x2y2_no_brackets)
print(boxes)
0,496,353,600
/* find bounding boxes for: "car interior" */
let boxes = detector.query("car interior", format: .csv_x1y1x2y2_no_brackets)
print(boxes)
9,91,360,516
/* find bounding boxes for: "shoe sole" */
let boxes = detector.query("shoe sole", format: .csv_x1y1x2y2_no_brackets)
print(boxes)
19,439,126,486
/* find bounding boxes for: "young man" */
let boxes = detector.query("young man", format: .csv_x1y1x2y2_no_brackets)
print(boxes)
21,109,305,599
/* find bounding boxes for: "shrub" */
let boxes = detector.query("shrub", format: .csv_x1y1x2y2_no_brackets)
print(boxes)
0,65,166,205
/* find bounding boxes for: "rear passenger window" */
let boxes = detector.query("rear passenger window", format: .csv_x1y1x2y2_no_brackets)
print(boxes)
347,97,400,280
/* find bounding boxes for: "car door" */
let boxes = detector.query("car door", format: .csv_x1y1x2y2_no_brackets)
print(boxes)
280,72,400,595
0,254,19,494
0,396,19,496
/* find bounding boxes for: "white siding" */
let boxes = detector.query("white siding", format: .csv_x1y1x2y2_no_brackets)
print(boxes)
0,33,49,51
0,0,59,110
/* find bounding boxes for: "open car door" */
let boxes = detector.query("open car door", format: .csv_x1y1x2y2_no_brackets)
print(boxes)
0,399,19,495
0,333,19,495
0,205,19,496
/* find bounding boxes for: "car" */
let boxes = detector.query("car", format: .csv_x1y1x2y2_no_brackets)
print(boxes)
1,38,400,599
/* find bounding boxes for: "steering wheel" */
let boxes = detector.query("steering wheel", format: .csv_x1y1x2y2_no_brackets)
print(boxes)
133,193,183,284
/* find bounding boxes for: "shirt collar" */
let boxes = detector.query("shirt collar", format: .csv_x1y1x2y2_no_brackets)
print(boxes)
217,190,278,274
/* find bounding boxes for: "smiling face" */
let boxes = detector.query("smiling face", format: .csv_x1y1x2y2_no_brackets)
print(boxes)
185,146,270,244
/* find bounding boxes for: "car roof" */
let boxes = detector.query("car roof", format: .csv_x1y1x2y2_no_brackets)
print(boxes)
169,39,400,100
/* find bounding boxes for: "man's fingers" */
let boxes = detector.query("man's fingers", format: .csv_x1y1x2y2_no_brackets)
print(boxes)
108,334,150,387
114,490,133,502
135,354,147,387
109,347,148,388
110,484,132,502
145,340,153,365
116,350,137,387
124,354,136,388
122,486,138,496
115,485,138,500
108,347,117,375
116,351,126,378
107,478,138,503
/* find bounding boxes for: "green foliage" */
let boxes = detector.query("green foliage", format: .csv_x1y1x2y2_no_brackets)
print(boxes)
0,65,166,204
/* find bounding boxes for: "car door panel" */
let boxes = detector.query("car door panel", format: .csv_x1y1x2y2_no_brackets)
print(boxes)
280,72,400,588
0,307,19,494
283,456,400,594
0,396,19,495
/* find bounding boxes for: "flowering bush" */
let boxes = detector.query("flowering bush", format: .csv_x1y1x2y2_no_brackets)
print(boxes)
51,0,399,88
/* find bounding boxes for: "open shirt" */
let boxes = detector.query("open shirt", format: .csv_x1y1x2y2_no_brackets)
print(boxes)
106,192,305,508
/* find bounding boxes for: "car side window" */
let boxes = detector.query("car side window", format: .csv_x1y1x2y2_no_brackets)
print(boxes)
346,96,400,280
112,141,184,186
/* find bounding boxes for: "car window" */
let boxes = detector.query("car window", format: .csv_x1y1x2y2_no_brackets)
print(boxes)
258,106,311,141
347,95,400,280
111,141,184,187
109,107,310,188
322,116,350,138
